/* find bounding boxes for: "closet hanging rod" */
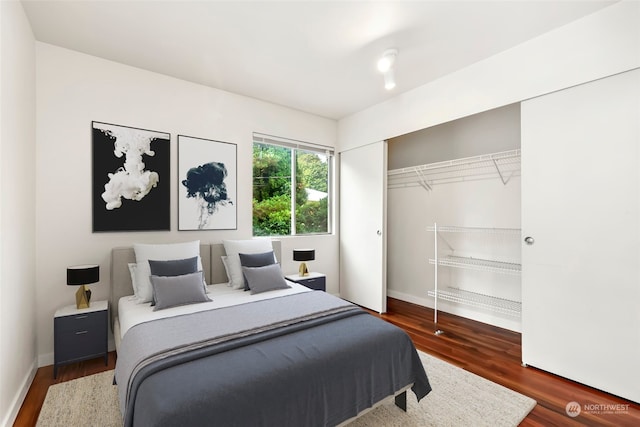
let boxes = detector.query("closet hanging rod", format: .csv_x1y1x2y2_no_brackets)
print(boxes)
388,149,520,176
387,149,520,191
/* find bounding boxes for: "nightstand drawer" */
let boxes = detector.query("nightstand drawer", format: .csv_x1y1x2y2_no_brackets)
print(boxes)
55,328,106,362
298,276,325,291
286,273,326,291
55,310,105,333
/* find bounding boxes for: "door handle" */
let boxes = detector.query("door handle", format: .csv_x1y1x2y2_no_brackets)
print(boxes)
377,230,382,236
524,236,535,245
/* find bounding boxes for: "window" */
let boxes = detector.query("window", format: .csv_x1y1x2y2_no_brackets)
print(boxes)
252,134,333,236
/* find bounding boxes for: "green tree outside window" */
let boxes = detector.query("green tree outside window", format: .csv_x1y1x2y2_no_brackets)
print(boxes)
253,141,331,236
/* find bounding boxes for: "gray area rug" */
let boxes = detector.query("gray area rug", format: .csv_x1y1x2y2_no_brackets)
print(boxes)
37,351,536,426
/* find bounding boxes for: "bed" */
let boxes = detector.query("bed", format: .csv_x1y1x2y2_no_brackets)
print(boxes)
111,240,431,427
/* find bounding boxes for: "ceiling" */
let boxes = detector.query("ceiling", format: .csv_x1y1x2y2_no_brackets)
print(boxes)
21,0,615,120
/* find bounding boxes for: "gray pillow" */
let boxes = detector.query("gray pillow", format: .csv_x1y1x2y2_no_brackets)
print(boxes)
149,256,198,276
242,263,291,295
150,271,211,311
239,251,277,291
148,256,206,305
239,251,276,267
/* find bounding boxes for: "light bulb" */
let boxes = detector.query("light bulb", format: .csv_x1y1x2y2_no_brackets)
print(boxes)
384,69,396,90
377,57,393,73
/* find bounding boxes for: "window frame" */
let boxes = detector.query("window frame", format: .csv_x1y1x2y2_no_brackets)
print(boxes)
252,133,334,237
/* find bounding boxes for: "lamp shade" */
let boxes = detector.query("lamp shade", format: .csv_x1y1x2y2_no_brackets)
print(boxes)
67,265,100,286
293,249,315,262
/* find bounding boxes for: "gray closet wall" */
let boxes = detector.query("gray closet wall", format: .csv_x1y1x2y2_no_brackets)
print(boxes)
388,104,521,170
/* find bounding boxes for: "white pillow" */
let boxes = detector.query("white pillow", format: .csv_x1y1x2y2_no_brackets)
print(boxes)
222,239,274,289
127,262,139,296
221,256,231,286
133,241,202,303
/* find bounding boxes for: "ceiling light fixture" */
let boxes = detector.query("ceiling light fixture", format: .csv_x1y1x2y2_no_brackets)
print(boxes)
377,48,398,73
377,48,398,90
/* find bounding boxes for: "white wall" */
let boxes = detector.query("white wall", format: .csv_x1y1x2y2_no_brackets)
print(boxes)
35,43,338,366
0,2,37,426
338,0,640,151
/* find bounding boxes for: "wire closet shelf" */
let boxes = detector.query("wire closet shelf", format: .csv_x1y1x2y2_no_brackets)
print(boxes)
427,288,521,317
426,225,522,275
428,255,521,275
388,149,521,191
429,223,522,334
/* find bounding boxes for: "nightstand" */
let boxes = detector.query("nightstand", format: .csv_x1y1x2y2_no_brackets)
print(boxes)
54,300,108,378
285,272,326,291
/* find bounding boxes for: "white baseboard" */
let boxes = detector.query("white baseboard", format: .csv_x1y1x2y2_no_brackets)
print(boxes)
38,351,53,367
338,291,431,311
387,290,434,309
387,289,521,333
1,358,37,427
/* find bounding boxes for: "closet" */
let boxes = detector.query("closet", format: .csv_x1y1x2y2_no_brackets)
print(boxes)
386,104,523,332
340,69,639,404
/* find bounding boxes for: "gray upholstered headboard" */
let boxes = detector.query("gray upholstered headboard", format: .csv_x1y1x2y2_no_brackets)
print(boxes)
109,241,281,330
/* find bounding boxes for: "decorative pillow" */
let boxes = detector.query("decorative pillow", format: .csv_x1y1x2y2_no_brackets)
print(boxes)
242,263,290,295
149,256,198,277
133,241,202,303
222,239,274,290
239,251,277,291
148,256,200,306
150,271,211,311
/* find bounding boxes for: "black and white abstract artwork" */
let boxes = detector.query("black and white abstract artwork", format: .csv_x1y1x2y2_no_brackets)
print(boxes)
178,135,237,230
92,121,170,232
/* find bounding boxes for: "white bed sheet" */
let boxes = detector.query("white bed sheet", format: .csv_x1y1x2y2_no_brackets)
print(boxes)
117,280,311,340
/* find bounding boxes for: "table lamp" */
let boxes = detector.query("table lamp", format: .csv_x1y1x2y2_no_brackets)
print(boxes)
293,249,315,276
67,264,99,309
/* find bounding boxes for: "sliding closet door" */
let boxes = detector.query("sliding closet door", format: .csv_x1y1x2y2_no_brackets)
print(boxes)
339,141,387,313
521,69,640,403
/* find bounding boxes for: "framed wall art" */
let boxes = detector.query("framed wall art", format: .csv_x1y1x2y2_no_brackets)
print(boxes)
178,135,237,230
92,121,170,232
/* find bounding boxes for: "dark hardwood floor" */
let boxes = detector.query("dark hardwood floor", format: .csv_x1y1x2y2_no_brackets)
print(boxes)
373,298,640,427
14,297,640,426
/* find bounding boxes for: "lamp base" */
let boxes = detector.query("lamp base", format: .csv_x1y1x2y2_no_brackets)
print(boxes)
298,262,309,276
75,285,91,309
